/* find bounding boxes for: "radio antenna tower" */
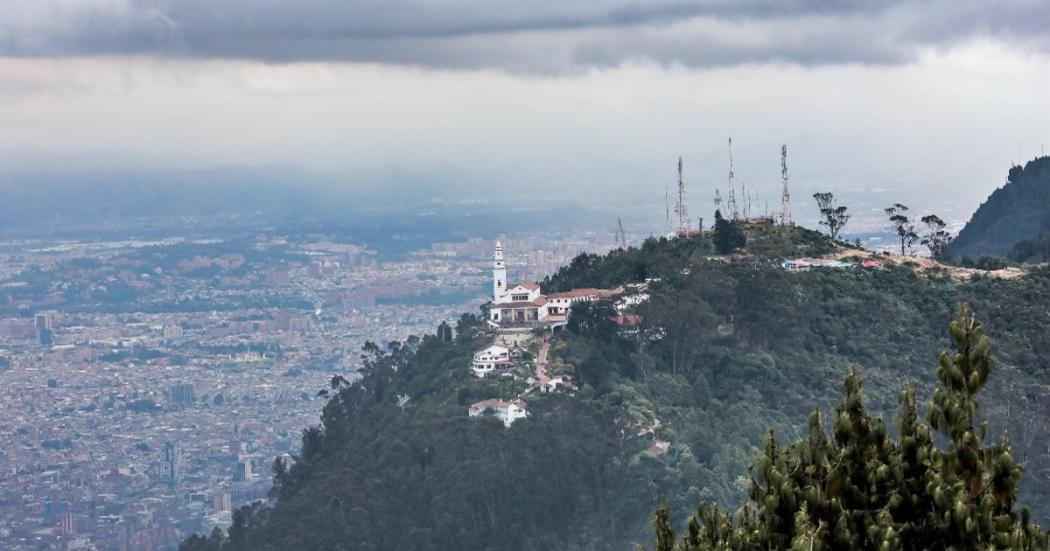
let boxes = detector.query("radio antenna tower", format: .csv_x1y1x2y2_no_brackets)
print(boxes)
674,157,689,235
615,217,628,248
779,144,792,226
726,138,739,221
664,185,671,232
714,187,722,214
742,181,751,220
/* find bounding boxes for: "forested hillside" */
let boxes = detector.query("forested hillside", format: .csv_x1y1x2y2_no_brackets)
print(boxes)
183,227,1050,550
951,156,1050,259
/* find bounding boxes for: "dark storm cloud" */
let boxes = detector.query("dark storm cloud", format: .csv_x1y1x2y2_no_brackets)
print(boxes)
1,0,1047,71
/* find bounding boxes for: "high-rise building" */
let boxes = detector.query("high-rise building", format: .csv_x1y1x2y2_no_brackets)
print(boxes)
162,324,183,339
163,442,182,488
60,511,76,535
35,312,54,347
168,383,196,406
233,459,252,482
212,492,232,513
34,312,53,331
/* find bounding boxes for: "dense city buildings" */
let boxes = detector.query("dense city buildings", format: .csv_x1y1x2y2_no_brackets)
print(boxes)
0,229,618,549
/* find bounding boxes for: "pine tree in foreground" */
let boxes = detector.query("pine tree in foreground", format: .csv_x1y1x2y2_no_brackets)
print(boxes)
652,306,1048,550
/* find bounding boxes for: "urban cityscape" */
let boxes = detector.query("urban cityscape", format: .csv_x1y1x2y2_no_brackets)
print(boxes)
0,228,618,549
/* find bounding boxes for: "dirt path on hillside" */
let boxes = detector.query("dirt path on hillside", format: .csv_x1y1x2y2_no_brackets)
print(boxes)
535,339,551,388
824,248,1027,281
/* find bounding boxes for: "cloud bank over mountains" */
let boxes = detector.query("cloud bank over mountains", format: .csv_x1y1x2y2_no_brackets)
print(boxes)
3,0,1048,71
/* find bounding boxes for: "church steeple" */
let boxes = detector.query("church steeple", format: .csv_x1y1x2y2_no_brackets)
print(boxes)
493,241,507,301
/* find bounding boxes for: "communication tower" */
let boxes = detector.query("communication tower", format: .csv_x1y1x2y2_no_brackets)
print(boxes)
674,157,689,235
726,138,739,221
614,218,628,248
779,144,792,226
665,185,671,233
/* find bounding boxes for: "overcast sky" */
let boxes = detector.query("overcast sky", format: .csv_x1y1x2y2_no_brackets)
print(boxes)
1,0,1049,223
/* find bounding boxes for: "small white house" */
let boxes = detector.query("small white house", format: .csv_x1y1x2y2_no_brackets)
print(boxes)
471,345,511,378
468,399,528,427
540,375,574,394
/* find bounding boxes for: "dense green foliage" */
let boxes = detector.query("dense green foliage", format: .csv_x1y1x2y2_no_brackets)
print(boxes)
952,156,1050,259
651,308,1047,549
183,227,1050,550
1009,231,1050,264
541,225,834,293
712,211,746,254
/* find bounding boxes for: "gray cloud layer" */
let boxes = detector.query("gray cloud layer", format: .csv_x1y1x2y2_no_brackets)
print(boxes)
1,1,1048,71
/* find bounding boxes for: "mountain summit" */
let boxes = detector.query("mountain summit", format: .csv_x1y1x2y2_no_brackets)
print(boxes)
951,156,1050,259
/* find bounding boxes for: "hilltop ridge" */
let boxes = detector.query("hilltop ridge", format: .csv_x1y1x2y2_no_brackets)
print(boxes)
182,226,1050,551
951,156,1050,259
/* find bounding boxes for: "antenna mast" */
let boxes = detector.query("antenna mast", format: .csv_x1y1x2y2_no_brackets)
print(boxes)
779,144,792,226
727,138,739,221
616,218,627,248
664,185,671,232
674,157,689,235
742,181,750,220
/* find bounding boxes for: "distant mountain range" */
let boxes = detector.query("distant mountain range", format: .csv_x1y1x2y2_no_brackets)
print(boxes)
951,156,1050,260
0,166,624,257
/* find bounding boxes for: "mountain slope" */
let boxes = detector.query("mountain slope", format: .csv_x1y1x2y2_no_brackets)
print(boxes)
951,156,1050,258
182,227,1050,550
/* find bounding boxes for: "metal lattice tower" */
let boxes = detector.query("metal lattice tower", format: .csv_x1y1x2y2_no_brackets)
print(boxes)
674,157,689,234
616,217,627,248
726,138,739,221
664,185,671,233
714,187,722,214
742,181,751,220
779,144,792,226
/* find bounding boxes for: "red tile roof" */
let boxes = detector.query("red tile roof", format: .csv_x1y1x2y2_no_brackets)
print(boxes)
470,399,510,411
494,297,547,308
548,288,622,299
613,314,642,326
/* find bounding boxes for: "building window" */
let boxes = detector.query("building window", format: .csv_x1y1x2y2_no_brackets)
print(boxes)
512,294,528,301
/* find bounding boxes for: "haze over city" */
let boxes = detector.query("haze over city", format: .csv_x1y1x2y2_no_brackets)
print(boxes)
2,0,1049,227
3,2,1050,550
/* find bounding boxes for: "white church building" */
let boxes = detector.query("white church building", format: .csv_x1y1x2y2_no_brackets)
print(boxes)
489,241,620,328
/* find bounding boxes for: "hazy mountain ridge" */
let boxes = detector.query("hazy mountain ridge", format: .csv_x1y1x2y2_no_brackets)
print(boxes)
950,156,1050,259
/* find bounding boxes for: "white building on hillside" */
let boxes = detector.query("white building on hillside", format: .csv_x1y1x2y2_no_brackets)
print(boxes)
490,241,549,325
489,241,621,327
471,345,511,378
468,399,528,427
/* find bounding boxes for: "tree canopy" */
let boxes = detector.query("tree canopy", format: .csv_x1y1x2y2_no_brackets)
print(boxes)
713,210,747,254
886,203,919,256
813,192,850,240
651,307,1047,550
181,228,1050,551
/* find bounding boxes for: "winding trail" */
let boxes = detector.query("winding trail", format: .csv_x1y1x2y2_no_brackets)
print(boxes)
535,339,551,388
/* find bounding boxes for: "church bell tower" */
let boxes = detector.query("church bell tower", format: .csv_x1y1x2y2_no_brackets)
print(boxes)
493,241,507,302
